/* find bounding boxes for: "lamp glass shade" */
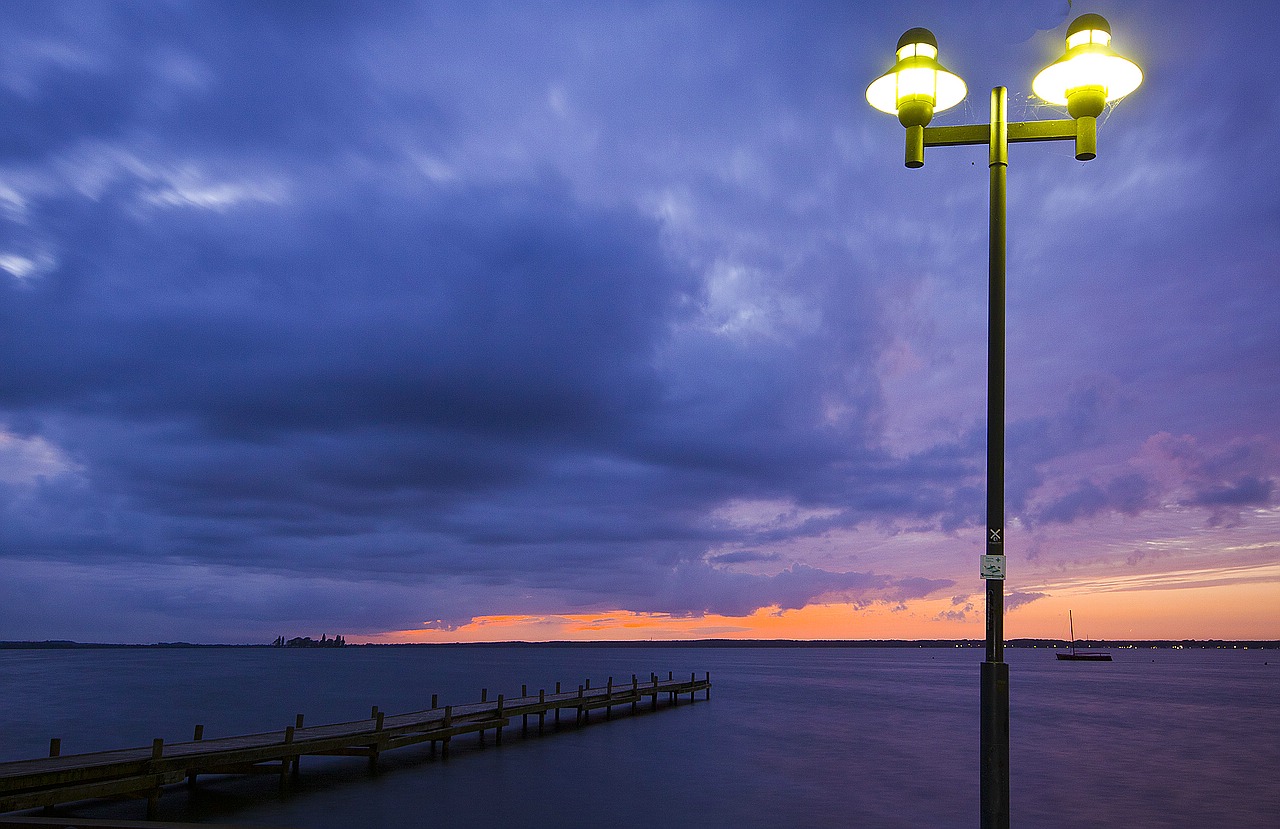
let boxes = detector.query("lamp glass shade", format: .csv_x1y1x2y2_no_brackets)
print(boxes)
1033,22,1141,105
866,34,966,115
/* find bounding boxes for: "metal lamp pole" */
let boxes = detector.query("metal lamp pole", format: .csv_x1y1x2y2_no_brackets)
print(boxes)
983,85,1010,829
922,90,1096,829
867,15,1142,829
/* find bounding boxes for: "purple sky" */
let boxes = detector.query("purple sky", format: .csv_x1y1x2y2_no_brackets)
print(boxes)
1,1,1276,643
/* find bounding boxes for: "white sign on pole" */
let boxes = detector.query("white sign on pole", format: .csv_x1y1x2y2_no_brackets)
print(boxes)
980,554,1006,580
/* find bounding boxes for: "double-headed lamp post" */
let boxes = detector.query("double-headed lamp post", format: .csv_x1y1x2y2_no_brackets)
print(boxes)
866,14,1141,829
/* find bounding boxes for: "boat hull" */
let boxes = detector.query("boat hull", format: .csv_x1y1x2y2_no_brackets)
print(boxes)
1056,652,1112,661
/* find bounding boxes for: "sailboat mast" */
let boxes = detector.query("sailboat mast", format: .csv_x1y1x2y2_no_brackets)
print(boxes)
1069,610,1075,655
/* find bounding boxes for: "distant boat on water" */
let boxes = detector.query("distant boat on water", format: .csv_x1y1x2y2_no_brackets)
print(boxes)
1056,610,1112,662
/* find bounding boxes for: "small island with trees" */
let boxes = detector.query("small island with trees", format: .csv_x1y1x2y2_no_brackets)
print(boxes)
272,633,346,648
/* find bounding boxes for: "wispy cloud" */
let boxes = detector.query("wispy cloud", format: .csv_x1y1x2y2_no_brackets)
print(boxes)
1023,562,1280,596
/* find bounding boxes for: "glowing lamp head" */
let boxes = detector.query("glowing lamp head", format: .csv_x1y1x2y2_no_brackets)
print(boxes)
866,27,967,128
1032,14,1142,119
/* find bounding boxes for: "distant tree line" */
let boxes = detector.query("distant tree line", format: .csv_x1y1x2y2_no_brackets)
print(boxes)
272,633,346,648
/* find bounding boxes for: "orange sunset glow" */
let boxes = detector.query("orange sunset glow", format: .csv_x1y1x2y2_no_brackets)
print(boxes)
364,577,1280,644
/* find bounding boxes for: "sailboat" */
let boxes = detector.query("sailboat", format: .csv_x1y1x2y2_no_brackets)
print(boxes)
1056,610,1112,661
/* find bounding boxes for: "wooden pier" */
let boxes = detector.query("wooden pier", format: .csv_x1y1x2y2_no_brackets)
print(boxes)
0,671,711,820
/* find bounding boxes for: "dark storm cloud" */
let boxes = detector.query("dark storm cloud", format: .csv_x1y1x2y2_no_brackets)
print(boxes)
708,551,781,565
1005,384,1111,515
2,176,681,432
0,173,692,548
0,2,426,159
1033,474,1157,526
1188,477,1273,509
653,562,953,618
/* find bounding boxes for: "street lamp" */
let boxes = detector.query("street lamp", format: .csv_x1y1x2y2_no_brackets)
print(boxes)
866,13,1141,829
865,27,967,168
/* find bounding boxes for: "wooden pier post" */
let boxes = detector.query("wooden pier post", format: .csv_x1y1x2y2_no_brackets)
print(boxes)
652,674,659,711
42,739,61,815
442,706,452,761
147,740,164,819
187,726,204,786
496,695,504,746
690,672,696,703
370,712,384,771
522,685,528,736
555,682,561,727
282,726,295,788
539,689,546,733
606,677,613,720
577,685,585,726
292,715,304,778
706,671,712,701
427,696,439,757
632,674,638,714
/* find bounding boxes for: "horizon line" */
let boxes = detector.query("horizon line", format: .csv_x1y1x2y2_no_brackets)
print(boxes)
4,637,1279,649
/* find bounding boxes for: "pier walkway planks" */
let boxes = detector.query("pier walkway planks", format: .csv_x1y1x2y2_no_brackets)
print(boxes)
0,671,710,820
0,817,291,829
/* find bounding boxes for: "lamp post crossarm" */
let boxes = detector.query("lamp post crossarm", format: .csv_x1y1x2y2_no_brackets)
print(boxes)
923,118,1077,148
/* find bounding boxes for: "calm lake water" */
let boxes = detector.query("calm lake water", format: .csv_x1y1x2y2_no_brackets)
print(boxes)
1,646,1276,828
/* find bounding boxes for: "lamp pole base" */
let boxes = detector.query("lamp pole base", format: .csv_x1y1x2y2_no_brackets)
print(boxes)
980,659,1010,829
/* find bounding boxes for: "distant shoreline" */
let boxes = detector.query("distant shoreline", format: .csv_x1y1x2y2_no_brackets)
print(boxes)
3,638,1277,650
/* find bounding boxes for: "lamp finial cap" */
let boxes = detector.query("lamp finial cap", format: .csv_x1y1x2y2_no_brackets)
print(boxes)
1066,14,1111,39
896,27,937,52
